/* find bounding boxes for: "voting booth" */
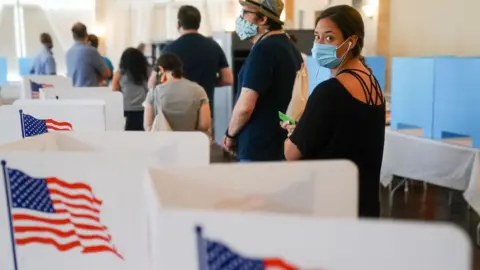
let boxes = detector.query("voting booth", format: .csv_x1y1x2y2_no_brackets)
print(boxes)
21,75,72,99
432,57,480,146
0,57,7,85
0,131,210,167
40,88,124,131
0,101,106,145
18,58,34,76
144,160,359,269
156,210,471,270
0,84,22,105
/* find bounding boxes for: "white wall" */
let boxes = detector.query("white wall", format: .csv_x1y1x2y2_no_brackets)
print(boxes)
389,0,480,56
0,0,94,76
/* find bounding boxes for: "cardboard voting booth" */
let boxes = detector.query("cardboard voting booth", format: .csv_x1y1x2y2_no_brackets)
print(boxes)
144,160,358,269
155,210,471,270
0,131,210,167
0,101,106,145
40,88,124,131
0,128,210,270
0,84,21,105
21,75,72,99
0,153,162,270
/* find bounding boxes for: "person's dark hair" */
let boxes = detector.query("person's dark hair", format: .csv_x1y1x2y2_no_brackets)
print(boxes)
177,5,201,30
71,22,88,41
137,43,146,51
157,52,183,79
316,5,370,70
88,34,99,49
40,33,52,45
119,48,149,86
254,13,283,31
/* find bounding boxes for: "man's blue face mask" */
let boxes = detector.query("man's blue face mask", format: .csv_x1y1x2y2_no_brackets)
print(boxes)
235,17,258,40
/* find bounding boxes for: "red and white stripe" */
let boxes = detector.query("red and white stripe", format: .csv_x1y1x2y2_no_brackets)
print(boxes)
45,119,73,131
12,177,122,259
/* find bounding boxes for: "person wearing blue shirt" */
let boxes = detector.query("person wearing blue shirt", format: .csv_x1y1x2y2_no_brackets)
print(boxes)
160,5,233,118
30,33,56,75
66,22,111,87
88,34,114,86
223,0,302,162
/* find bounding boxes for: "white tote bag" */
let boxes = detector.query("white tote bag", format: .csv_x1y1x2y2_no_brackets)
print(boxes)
286,63,309,122
150,108,172,131
149,89,172,132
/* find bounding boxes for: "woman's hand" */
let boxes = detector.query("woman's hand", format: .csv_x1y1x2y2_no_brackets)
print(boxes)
280,121,296,136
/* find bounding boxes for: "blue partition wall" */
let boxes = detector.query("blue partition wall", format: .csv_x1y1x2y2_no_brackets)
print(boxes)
305,56,331,96
18,57,34,75
0,57,7,85
365,56,386,91
390,57,436,137
433,57,480,146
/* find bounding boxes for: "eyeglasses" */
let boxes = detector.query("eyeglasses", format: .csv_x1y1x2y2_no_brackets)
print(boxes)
241,9,257,17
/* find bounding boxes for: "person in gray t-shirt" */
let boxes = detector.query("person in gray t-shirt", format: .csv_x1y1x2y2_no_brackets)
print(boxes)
144,53,211,135
112,47,149,130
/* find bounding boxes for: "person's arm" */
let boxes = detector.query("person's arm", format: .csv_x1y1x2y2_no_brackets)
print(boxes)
197,103,212,135
45,56,56,75
111,71,121,91
90,50,111,79
227,46,272,136
148,71,158,89
284,82,336,160
105,58,114,80
143,90,155,131
195,86,212,136
216,47,233,86
144,103,155,131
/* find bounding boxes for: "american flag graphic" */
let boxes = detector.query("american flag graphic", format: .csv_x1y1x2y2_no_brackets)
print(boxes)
30,80,53,99
196,226,298,270
2,163,123,260
20,110,73,138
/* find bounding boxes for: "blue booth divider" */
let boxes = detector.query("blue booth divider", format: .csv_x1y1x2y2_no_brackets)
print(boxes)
305,56,330,96
306,55,387,96
0,57,7,85
433,57,480,146
390,57,437,137
365,56,386,91
18,57,34,76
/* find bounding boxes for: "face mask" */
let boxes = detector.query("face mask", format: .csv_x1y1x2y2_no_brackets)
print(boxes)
235,17,258,40
311,40,351,69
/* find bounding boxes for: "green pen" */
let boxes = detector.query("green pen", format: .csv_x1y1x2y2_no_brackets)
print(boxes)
278,111,296,124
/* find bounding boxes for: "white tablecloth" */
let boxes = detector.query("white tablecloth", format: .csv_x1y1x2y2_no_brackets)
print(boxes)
381,129,477,191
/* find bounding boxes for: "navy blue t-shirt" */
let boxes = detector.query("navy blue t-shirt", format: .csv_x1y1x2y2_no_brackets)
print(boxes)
163,33,229,105
236,34,303,161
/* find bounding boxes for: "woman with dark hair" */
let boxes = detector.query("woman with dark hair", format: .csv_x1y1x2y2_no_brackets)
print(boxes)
143,52,211,135
112,47,149,131
282,5,386,217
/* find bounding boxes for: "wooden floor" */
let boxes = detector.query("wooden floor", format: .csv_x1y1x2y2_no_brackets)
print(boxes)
382,179,480,269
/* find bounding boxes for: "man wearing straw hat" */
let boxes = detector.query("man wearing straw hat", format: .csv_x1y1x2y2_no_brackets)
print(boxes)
223,0,303,162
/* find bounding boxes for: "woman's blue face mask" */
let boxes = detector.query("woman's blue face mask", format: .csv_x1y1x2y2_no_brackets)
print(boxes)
311,39,352,69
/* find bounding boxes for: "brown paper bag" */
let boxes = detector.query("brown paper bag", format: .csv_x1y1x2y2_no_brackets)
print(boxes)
286,63,309,122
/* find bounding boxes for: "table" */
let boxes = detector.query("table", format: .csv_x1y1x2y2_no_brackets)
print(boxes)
381,129,477,191
381,129,480,244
